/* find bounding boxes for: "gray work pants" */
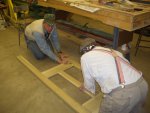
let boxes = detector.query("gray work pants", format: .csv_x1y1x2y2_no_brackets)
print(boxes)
99,77,148,113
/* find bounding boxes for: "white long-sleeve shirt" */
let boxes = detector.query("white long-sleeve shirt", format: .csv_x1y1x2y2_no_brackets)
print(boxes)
80,46,142,94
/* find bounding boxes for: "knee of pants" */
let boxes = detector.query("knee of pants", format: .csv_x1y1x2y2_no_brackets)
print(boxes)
35,54,45,60
29,47,45,60
26,41,45,60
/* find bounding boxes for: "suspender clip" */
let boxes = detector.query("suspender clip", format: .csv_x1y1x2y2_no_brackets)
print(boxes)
120,83,125,88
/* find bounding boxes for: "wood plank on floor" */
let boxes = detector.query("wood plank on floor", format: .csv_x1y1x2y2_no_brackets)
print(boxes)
17,55,103,113
17,55,90,113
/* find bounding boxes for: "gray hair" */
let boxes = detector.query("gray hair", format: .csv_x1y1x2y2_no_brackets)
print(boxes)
80,38,96,54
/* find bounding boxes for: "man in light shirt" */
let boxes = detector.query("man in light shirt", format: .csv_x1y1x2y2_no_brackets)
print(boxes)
25,14,68,64
80,38,148,113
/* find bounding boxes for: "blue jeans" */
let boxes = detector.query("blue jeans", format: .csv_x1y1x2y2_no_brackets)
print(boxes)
25,35,45,60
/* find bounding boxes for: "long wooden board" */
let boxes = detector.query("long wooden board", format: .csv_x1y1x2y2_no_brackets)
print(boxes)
38,0,150,31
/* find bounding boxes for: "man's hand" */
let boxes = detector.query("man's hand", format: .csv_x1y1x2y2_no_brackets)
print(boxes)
57,52,69,64
79,84,85,92
79,84,95,95
59,52,68,60
57,57,69,64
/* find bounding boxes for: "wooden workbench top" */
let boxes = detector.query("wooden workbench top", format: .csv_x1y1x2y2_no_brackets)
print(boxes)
38,0,150,31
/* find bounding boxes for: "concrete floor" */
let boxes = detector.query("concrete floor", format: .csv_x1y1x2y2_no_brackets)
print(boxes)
0,19,150,113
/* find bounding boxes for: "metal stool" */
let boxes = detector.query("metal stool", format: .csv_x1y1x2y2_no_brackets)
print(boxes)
135,26,150,56
14,5,33,46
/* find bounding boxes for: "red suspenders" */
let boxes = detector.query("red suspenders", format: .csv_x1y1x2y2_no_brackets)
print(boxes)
93,48,141,88
112,50,125,88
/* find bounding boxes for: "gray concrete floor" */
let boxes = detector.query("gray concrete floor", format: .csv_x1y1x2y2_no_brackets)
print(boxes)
0,21,150,113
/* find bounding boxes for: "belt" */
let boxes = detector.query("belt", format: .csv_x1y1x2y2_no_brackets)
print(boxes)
109,77,144,95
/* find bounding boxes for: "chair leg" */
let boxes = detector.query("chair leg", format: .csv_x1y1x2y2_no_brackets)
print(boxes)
19,29,21,46
24,34,28,48
135,34,142,56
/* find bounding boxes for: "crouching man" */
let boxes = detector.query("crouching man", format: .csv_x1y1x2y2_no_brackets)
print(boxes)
25,14,68,64
80,38,148,113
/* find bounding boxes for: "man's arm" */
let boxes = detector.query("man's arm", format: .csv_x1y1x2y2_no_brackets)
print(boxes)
80,58,96,94
49,25,61,53
33,32,61,62
49,25,69,62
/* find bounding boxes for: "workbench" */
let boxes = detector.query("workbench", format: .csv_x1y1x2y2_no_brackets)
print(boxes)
38,0,150,49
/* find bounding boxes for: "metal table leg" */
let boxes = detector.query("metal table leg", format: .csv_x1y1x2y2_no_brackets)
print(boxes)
113,27,131,61
113,27,119,49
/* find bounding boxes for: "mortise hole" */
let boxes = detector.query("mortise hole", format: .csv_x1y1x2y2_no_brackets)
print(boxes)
134,8,143,11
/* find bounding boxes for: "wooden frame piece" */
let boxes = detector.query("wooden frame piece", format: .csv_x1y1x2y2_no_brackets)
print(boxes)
17,55,102,113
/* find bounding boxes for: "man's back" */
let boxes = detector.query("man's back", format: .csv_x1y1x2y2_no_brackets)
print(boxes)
25,19,44,40
81,46,142,94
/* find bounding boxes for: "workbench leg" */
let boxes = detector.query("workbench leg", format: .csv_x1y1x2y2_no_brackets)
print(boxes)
125,52,130,62
0,9,9,27
52,8,56,14
113,27,119,49
113,27,130,61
